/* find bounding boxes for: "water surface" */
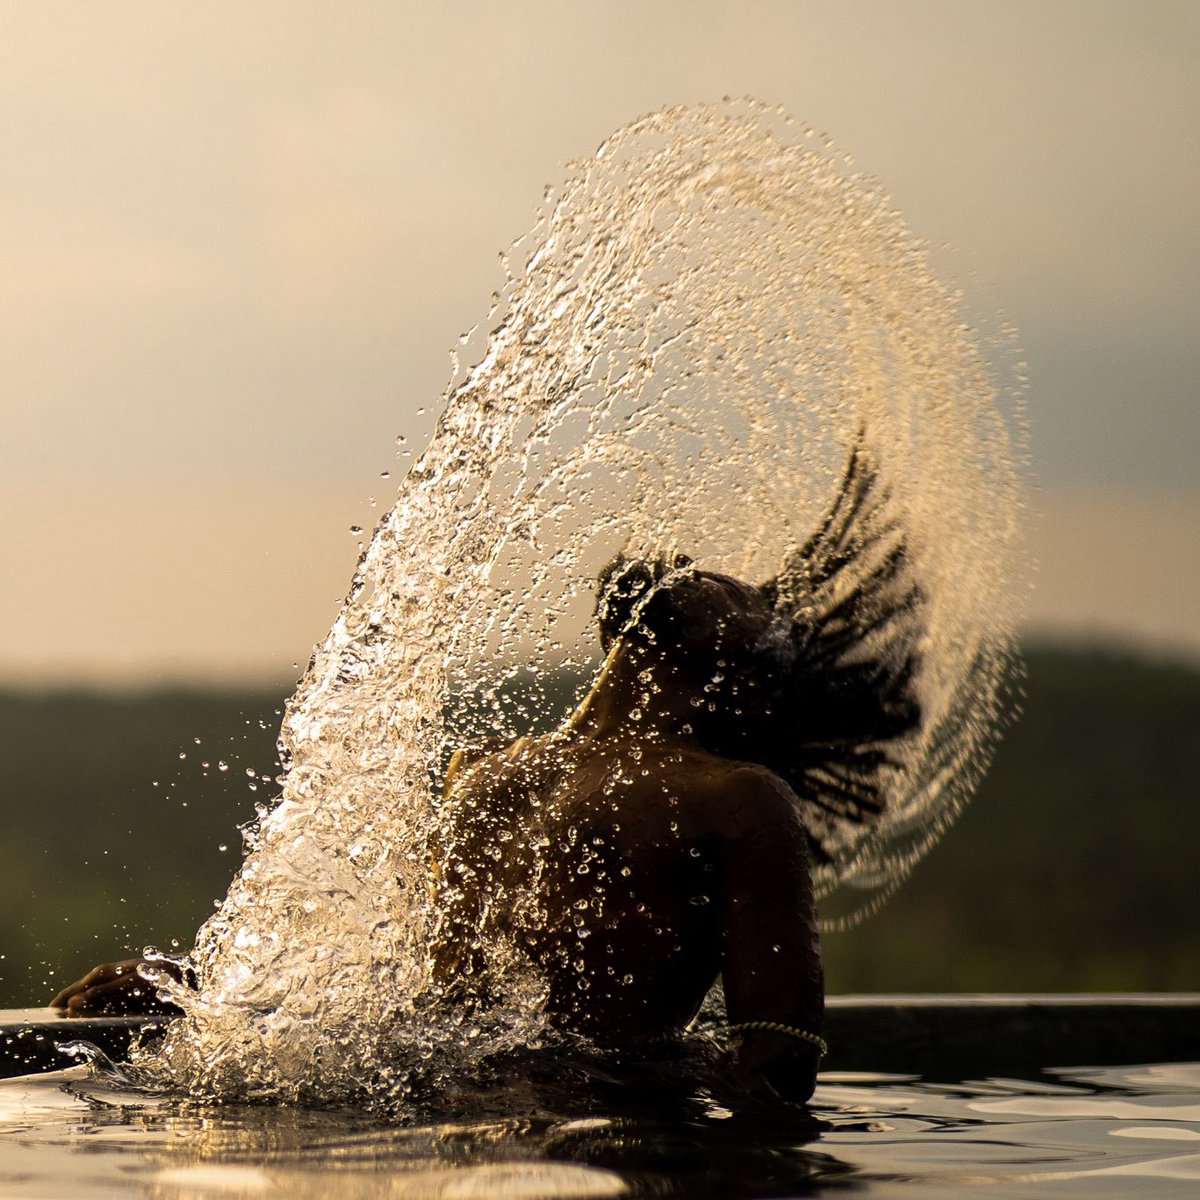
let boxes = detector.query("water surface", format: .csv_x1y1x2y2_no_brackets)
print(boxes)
2,1060,1196,1198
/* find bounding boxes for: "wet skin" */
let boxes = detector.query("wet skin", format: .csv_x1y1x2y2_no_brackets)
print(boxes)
50,957,188,1016
52,568,826,1101
434,721,824,1099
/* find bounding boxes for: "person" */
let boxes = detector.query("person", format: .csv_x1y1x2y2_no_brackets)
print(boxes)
52,437,923,1105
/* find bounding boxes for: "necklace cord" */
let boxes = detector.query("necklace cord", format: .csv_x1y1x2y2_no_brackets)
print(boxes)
724,1020,828,1059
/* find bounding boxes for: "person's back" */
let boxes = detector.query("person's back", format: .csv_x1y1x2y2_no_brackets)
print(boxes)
430,559,831,1099
435,728,823,1042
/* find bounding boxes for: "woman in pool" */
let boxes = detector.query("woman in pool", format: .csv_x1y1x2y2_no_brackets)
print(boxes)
53,439,922,1104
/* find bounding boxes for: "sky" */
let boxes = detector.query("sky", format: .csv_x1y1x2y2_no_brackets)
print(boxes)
2,0,1197,684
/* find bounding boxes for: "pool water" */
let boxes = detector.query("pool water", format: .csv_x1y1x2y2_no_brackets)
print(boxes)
2,1060,1196,1198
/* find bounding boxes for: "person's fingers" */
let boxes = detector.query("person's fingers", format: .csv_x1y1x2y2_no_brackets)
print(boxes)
50,962,126,1008
52,958,187,1013
50,979,85,1007
62,965,151,1014
64,991,98,1014
66,972,185,1016
66,983,145,1015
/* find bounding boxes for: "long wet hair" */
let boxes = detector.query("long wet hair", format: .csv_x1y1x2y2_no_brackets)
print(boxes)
595,436,923,864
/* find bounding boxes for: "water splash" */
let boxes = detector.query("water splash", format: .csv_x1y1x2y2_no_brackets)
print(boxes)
140,100,1023,1103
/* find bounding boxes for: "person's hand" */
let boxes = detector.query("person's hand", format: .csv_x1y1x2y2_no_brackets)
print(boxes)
49,957,189,1016
725,1028,820,1105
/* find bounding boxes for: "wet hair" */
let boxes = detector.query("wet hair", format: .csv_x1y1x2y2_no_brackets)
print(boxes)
593,437,924,864
594,552,695,654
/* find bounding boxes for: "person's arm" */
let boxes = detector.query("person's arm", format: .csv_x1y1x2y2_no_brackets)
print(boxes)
427,742,530,1000
715,766,824,1102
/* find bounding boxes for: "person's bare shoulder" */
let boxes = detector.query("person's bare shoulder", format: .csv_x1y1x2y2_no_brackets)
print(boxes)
633,739,801,835
653,747,803,841
442,733,549,795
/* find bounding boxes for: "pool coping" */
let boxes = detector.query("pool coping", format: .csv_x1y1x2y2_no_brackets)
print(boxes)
820,992,1200,1077
3,994,1198,1080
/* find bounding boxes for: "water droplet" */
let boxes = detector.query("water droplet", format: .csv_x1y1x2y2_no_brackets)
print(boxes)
159,98,1021,1104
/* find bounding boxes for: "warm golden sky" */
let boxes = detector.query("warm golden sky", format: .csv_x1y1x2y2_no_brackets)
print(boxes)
2,1,1197,683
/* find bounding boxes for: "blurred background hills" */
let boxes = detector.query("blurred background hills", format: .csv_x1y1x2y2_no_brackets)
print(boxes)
4,641,1197,1008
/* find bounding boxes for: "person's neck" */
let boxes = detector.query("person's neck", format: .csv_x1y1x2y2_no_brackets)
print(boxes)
562,641,702,745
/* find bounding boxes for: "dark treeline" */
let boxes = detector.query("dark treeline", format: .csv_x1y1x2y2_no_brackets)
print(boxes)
2,644,1197,1008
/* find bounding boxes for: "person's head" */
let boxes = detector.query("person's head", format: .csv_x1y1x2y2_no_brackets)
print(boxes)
593,429,926,861
594,553,788,702
593,550,922,850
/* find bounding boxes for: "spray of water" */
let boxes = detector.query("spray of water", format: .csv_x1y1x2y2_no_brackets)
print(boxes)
140,100,1023,1104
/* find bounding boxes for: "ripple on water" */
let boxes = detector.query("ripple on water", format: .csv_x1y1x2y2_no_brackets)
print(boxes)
1,1062,1198,1198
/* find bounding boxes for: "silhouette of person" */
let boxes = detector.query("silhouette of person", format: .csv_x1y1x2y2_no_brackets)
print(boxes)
54,438,922,1105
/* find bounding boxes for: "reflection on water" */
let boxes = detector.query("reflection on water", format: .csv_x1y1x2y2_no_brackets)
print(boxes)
2,1061,1196,1198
